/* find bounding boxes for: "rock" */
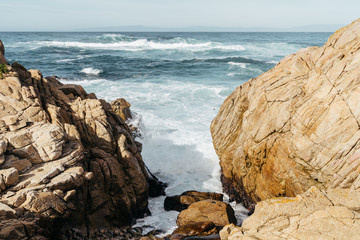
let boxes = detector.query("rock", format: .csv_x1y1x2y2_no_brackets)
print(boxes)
0,40,7,65
171,221,218,239
219,187,360,240
111,98,132,121
211,19,360,209
165,191,223,211
0,167,19,191
0,40,152,238
0,202,16,219
177,200,236,228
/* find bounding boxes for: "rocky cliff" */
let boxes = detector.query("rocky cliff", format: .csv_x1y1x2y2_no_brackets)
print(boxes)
0,40,156,239
211,19,360,209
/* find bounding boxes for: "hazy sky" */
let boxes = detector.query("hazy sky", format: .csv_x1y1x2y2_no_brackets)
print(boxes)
1,0,359,31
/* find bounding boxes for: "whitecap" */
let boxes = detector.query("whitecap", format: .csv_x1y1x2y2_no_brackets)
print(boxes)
25,40,246,52
228,62,248,68
80,67,102,75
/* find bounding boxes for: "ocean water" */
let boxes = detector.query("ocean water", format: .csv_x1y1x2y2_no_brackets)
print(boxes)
0,32,331,234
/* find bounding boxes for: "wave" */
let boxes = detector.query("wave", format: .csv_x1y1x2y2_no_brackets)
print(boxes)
24,39,246,52
80,67,102,75
228,62,247,68
96,33,135,42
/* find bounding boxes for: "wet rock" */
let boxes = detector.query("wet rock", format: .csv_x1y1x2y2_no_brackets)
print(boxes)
177,200,236,228
165,191,223,212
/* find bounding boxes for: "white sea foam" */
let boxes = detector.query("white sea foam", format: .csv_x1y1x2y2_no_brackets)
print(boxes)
26,40,246,52
80,67,102,75
228,62,248,68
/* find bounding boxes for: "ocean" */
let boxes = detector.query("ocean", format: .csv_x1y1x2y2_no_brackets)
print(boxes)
0,32,331,234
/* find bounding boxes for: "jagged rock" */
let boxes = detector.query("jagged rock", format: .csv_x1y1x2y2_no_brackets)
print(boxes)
177,200,236,228
219,187,360,240
0,202,16,219
211,19,360,209
111,98,132,122
0,167,19,191
0,41,153,238
165,191,223,212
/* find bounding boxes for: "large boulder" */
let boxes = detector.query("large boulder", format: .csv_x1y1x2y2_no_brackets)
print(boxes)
220,187,360,240
211,19,360,209
0,44,152,238
177,200,236,227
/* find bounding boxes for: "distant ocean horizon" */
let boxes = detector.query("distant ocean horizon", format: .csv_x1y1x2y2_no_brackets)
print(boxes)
0,31,332,234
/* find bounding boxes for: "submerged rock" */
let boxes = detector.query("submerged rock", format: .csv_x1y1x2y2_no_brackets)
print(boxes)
0,42,153,238
211,19,360,210
219,187,360,240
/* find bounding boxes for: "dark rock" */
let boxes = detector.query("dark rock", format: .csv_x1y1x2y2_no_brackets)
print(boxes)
11,62,31,81
164,191,223,212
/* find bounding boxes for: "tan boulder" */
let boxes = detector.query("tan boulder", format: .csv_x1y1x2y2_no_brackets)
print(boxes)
177,200,236,227
211,19,360,209
0,167,19,191
219,187,360,240
0,202,16,219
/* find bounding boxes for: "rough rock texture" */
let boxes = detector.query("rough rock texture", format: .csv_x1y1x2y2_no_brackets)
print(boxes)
0,40,7,65
219,187,360,240
177,200,236,227
165,191,223,212
111,98,133,122
211,19,360,209
0,43,154,238
169,221,219,240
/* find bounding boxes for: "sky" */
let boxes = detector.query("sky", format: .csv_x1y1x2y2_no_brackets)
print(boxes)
0,0,359,31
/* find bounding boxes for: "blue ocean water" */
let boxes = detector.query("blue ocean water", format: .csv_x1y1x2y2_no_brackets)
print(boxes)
0,32,331,233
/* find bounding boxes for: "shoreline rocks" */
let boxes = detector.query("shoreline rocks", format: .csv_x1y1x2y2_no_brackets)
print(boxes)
0,42,161,238
211,18,360,210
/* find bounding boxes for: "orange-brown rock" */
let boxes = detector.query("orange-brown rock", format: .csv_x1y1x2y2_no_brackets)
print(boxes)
177,200,236,227
211,19,360,209
0,42,153,238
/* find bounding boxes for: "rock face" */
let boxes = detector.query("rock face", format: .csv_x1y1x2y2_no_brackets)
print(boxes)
211,19,360,209
0,43,153,238
220,187,360,240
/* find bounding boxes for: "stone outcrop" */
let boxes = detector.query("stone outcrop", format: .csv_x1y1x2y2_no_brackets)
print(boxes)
211,19,360,209
164,191,223,212
0,43,156,238
220,187,360,240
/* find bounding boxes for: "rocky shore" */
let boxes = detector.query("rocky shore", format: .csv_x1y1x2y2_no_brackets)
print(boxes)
1,18,360,240
0,39,165,239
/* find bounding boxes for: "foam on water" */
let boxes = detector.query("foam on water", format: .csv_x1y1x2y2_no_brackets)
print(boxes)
228,62,248,68
21,39,246,52
80,67,102,75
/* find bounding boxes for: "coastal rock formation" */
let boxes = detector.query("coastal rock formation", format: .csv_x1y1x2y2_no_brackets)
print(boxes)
164,191,223,212
211,19,360,209
219,187,360,240
0,43,154,238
